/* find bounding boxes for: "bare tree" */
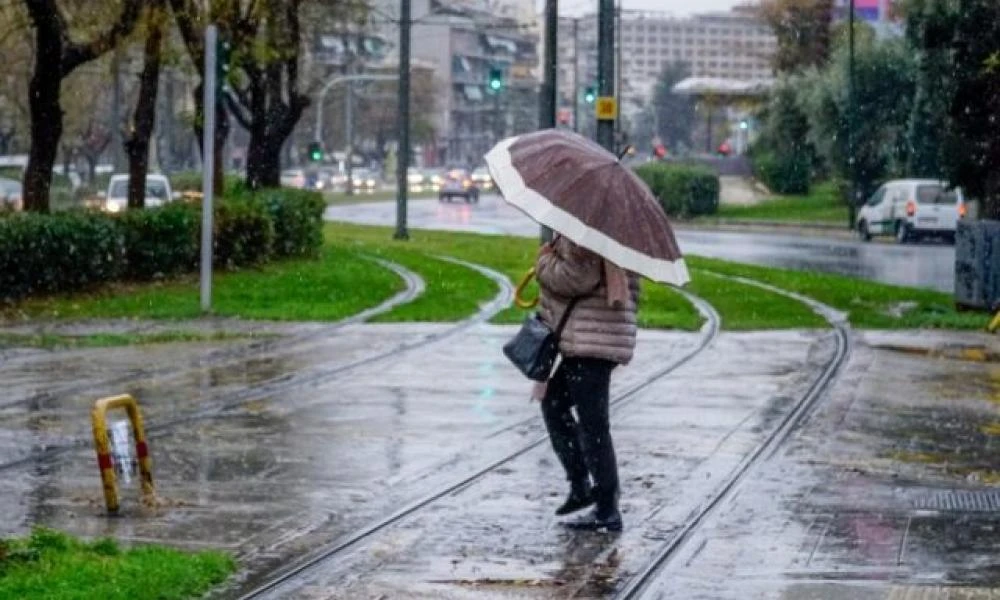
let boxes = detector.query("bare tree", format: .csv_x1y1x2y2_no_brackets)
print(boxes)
125,0,168,208
20,0,144,211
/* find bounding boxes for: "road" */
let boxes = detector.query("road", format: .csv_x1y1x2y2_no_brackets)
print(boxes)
326,194,957,293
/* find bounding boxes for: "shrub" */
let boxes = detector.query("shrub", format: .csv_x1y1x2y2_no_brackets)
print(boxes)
119,202,200,280
0,211,124,301
633,163,720,218
170,171,245,193
213,199,274,268
752,150,811,195
254,188,325,258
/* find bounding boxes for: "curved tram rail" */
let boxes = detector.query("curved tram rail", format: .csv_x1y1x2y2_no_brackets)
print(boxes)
238,288,721,599
614,273,852,599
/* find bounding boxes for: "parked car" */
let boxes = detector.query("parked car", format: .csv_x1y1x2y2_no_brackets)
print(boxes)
471,166,493,190
0,177,22,211
424,168,446,190
439,169,480,203
99,174,178,213
407,167,426,190
857,179,966,244
281,168,307,189
349,168,379,192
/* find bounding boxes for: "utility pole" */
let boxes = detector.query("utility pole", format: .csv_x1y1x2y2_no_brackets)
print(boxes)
539,0,558,242
345,64,355,196
540,0,558,130
596,0,615,152
395,0,411,240
614,0,622,151
200,25,218,313
847,0,857,230
572,18,580,133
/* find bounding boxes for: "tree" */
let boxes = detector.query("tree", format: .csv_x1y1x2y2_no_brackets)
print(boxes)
905,0,956,178
125,0,168,208
652,62,696,152
799,31,916,202
20,0,143,212
939,0,1000,218
759,0,834,74
753,77,813,194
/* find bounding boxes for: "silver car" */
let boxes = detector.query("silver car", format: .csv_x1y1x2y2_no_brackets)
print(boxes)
0,177,22,211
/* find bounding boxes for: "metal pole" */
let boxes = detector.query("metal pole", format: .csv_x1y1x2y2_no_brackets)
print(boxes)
200,25,217,313
346,71,354,196
540,0,558,129
596,0,615,151
395,0,411,240
572,18,579,132
847,0,858,229
614,0,622,151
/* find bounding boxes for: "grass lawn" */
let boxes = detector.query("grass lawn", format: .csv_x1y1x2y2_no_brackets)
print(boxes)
0,331,265,350
4,245,403,322
327,223,824,331
689,256,986,330
0,528,233,600
714,181,849,225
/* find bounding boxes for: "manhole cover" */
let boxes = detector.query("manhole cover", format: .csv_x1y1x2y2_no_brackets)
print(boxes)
913,490,1000,512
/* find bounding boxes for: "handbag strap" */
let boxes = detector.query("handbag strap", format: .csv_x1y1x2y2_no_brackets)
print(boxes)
553,296,582,340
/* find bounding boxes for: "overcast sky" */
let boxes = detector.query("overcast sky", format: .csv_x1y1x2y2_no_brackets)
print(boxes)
552,0,747,16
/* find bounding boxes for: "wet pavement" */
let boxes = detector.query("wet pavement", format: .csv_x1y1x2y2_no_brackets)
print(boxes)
326,195,956,292
3,313,1000,598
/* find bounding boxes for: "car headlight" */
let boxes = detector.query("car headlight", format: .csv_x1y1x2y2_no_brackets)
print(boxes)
105,200,124,213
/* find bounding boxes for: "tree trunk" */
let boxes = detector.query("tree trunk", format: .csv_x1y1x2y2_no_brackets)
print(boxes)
246,130,282,189
125,1,166,209
22,15,63,213
192,84,229,196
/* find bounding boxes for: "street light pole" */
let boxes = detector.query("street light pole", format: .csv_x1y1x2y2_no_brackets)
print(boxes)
572,18,580,133
395,0,411,240
596,0,615,152
345,66,355,196
539,0,558,243
847,0,857,230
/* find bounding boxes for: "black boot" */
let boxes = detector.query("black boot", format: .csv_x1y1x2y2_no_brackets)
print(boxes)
555,480,595,516
563,489,622,531
563,506,622,532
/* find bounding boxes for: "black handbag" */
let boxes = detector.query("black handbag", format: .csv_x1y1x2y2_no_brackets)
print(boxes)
502,297,582,382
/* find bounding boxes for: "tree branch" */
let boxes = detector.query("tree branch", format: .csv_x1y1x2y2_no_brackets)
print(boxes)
168,0,205,74
61,0,144,75
224,90,252,129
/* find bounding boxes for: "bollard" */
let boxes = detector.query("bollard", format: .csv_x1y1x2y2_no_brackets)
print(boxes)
91,394,155,514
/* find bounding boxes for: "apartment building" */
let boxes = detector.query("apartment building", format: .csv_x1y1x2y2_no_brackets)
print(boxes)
555,7,776,125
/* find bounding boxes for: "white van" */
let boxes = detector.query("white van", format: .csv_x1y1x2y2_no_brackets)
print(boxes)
101,174,178,212
856,179,966,244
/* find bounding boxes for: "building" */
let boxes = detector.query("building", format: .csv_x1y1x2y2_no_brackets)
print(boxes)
554,7,776,127
370,0,540,167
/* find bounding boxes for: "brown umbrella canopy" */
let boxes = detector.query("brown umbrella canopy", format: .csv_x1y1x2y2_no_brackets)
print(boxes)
485,129,689,285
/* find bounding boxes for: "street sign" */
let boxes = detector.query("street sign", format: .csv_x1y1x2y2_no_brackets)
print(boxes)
595,96,616,121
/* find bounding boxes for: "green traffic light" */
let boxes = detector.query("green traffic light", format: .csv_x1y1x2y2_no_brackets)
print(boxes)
490,79,502,91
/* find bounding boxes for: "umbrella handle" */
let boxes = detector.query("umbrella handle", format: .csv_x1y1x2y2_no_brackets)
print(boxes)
514,268,539,309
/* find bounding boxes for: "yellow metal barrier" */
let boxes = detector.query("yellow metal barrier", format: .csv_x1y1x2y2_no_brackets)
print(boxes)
514,268,539,309
91,394,155,514
989,311,1000,334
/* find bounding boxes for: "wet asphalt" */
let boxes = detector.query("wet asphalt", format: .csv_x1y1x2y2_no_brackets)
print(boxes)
0,197,994,599
325,194,956,292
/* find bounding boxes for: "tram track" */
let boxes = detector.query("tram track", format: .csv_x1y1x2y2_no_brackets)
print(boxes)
236,287,721,599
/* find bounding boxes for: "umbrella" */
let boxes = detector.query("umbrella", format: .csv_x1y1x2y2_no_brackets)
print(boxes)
484,129,689,286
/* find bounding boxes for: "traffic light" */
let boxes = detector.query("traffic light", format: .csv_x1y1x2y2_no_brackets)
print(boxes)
488,67,503,92
216,34,232,95
307,141,323,162
583,86,596,104
739,119,749,131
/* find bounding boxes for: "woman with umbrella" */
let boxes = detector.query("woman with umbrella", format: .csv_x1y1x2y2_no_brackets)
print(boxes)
485,129,689,532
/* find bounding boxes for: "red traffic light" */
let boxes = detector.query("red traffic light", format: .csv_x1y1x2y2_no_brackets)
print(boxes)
654,144,667,159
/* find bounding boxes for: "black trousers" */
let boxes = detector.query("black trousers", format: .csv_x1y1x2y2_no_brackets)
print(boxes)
541,356,619,510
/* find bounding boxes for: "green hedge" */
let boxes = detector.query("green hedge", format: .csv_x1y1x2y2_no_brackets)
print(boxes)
0,188,324,303
633,163,720,218
170,171,246,193
119,203,200,280
752,150,811,195
254,188,325,258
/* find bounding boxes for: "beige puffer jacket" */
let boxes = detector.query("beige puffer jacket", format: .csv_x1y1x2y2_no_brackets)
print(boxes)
536,236,639,365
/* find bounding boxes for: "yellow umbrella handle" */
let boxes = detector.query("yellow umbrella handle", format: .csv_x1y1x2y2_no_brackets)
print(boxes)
515,268,539,309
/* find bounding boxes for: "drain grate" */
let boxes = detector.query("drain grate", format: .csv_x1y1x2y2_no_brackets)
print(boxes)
912,489,1000,512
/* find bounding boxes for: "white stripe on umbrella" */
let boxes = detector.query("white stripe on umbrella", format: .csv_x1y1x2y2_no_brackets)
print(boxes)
485,136,691,286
